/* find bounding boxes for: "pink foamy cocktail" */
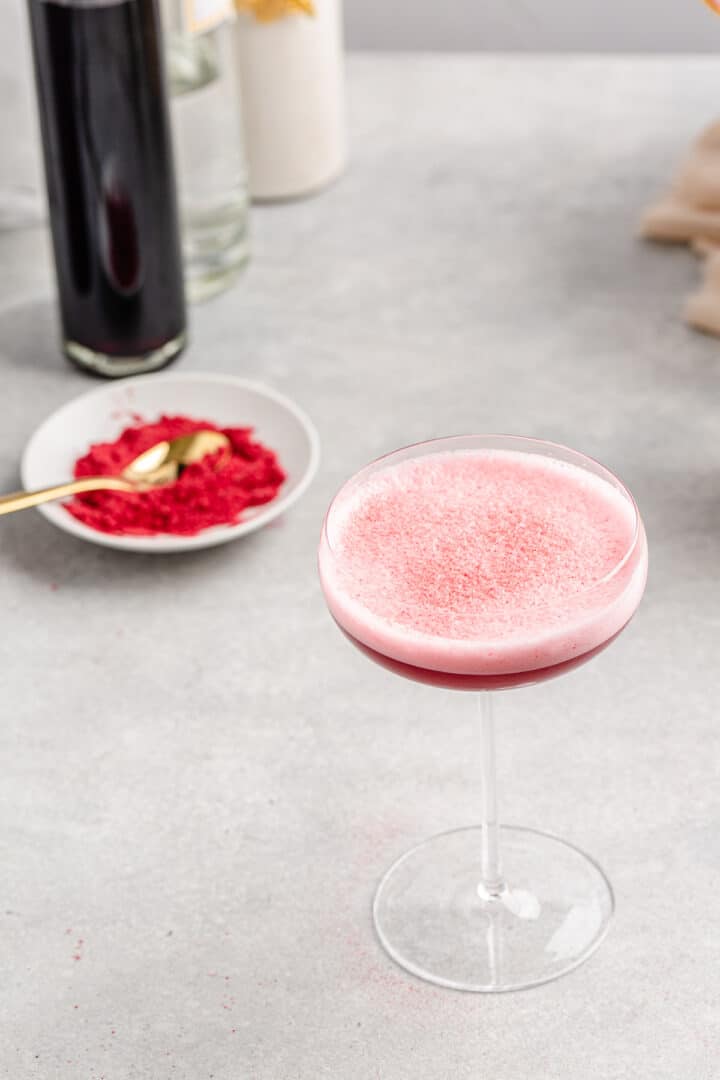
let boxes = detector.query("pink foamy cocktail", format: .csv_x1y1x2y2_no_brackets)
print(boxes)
318,436,648,993
320,444,647,691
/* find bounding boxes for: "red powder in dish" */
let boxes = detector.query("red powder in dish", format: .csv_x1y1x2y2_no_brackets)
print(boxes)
66,414,286,536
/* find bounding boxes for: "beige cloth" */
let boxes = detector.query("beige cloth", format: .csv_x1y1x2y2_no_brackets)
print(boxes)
685,252,720,336
640,119,720,337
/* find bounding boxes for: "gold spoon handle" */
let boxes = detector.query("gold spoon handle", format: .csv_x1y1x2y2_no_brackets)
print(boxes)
0,475,135,516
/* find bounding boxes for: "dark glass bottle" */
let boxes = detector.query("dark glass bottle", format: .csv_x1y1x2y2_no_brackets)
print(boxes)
27,0,187,377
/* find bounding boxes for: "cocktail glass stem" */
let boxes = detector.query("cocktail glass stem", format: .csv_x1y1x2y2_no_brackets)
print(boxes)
478,693,506,900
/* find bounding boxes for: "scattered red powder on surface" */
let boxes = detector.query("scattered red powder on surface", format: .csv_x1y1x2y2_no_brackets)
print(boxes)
66,414,286,537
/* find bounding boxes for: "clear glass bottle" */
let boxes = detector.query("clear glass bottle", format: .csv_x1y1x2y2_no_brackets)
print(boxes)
162,0,250,303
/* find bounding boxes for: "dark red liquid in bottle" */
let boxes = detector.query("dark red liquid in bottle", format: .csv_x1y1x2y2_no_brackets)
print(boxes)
27,0,186,376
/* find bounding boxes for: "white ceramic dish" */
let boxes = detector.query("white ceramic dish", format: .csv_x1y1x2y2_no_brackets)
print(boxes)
21,373,320,553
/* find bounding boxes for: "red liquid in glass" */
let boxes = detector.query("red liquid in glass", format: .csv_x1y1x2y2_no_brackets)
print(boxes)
338,622,627,692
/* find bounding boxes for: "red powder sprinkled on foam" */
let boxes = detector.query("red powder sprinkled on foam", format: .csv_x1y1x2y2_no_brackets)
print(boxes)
328,449,635,642
66,414,286,537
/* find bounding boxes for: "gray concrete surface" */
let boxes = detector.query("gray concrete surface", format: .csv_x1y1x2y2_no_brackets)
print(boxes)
1,55,719,1080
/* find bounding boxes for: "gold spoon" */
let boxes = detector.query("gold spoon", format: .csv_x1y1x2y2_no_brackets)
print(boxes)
0,430,231,516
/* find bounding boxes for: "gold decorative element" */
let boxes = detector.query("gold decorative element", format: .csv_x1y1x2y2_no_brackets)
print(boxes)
235,0,315,22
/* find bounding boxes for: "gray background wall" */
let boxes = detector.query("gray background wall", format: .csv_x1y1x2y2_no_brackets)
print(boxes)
344,0,720,51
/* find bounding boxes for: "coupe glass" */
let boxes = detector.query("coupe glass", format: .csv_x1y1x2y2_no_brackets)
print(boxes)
318,435,648,992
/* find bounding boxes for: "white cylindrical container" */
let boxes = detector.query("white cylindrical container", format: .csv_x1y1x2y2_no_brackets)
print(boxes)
233,0,346,201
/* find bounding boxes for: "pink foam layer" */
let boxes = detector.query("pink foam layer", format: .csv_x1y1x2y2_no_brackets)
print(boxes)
319,450,647,676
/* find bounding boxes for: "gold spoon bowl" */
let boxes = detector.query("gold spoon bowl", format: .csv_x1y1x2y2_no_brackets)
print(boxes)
0,430,230,516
